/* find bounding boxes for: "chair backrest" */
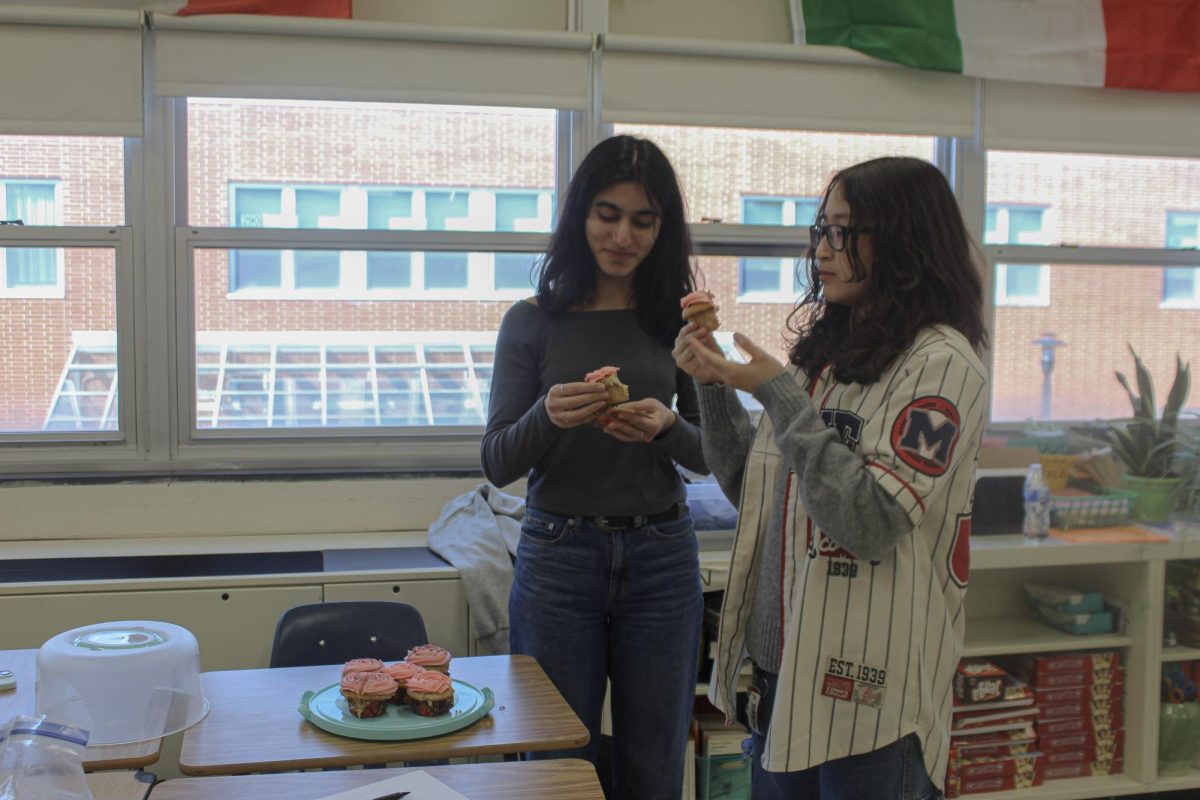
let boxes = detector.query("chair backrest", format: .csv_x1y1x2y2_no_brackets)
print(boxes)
268,600,429,668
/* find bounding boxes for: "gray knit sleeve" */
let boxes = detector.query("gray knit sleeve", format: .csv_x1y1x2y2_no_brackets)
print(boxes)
480,303,563,488
696,382,756,508
753,372,912,562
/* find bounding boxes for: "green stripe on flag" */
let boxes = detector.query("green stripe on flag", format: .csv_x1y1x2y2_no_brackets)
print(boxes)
801,0,964,74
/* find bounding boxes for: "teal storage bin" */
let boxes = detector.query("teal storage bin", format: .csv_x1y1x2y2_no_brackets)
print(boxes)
698,753,752,800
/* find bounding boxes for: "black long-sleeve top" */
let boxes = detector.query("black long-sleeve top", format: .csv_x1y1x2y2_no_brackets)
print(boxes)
481,300,706,517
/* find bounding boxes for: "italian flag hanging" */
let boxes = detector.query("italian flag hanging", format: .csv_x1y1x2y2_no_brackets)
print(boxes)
793,0,1200,92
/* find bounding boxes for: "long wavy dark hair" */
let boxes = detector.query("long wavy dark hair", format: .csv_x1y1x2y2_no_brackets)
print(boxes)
788,157,987,385
535,135,695,347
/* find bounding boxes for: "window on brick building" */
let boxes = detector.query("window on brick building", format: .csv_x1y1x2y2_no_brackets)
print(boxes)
228,183,550,296
1,180,63,296
985,204,1049,307
737,196,817,301
986,151,1200,423
1164,212,1200,307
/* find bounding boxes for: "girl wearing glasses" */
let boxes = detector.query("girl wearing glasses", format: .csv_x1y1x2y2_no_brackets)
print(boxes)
482,135,706,800
674,156,987,799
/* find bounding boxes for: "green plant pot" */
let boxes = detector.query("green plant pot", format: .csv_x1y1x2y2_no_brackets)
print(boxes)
1124,475,1182,524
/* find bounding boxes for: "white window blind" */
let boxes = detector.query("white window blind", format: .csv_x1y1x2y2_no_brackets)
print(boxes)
601,34,977,136
982,79,1200,158
151,13,593,110
0,8,142,136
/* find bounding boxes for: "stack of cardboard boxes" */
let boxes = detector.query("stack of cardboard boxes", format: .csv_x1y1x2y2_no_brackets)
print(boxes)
945,649,1125,797
946,659,1042,797
1011,650,1125,781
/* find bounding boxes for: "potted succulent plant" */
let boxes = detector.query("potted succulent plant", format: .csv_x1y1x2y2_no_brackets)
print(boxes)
1093,346,1192,523
1177,418,1200,523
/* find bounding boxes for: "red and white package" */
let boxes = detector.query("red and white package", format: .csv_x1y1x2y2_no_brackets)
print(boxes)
1033,680,1123,706
1042,758,1123,781
1039,728,1125,754
1037,714,1125,737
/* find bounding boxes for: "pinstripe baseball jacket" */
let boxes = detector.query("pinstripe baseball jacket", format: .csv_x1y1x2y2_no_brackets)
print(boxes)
700,325,987,788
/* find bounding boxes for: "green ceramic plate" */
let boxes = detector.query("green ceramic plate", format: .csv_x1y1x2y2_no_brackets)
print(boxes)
298,679,495,741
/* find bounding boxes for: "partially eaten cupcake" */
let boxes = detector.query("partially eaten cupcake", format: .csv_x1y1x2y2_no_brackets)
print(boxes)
585,366,629,405
406,669,456,717
681,290,720,330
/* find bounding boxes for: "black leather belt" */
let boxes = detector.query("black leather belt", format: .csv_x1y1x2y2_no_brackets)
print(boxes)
572,503,685,531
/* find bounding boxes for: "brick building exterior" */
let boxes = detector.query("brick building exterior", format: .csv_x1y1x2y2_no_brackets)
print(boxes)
1,101,1197,432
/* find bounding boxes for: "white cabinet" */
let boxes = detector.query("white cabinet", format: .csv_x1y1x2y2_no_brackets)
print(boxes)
946,533,1199,798
0,585,323,670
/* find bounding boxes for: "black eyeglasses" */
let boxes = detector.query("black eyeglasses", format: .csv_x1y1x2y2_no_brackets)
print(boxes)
809,224,873,252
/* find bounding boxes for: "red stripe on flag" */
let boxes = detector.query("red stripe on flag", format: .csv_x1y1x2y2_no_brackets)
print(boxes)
1102,0,1200,92
177,0,351,17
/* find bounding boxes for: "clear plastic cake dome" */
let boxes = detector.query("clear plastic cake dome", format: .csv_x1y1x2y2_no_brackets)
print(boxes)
35,620,209,745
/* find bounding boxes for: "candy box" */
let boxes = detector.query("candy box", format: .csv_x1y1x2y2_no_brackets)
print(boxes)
955,660,1007,704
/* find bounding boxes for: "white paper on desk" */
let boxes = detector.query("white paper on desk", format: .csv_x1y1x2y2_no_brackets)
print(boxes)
313,770,470,800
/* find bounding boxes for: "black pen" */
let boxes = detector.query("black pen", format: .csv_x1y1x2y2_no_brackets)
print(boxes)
369,793,410,800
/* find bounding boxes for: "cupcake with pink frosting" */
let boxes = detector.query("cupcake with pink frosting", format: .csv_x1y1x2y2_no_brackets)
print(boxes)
406,669,455,717
381,661,427,704
339,671,397,718
341,658,384,677
405,644,452,675
681,290,720,330
584,366,629,406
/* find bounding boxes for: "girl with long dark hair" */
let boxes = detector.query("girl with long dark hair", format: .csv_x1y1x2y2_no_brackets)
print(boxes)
482,134,706,800
674,156,988,799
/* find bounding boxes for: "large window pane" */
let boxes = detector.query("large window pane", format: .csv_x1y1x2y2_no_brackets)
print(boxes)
0,248,118,433
194,247,524,430
0,135,124,227
613,124,936,224
188,100,555,230
185,99,556,430
991,263,1199,422
987,151,1200,249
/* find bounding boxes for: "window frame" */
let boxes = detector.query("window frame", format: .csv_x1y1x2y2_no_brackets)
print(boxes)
0,223,136,449
165,99,569,469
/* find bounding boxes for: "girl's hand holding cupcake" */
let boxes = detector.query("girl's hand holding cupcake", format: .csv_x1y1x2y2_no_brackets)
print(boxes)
673,321,727,386
675,327,785,394
544,380,609,430
600,398,675,443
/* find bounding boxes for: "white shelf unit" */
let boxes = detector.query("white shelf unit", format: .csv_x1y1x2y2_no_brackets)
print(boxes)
962,529,1200,798
1162,644,1200,662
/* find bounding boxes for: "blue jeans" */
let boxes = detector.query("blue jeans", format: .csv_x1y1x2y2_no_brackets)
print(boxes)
510,506,703,800
749,667,942,800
